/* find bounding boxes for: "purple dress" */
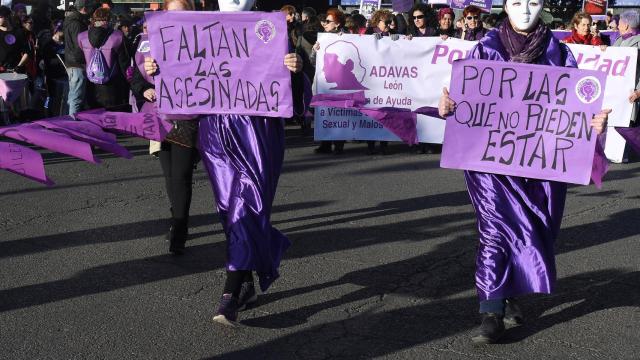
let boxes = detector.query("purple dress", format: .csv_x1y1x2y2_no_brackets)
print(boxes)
465,30,577,301
198,115,290,292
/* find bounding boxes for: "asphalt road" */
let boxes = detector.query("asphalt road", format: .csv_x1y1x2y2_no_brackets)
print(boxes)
1,127,639,359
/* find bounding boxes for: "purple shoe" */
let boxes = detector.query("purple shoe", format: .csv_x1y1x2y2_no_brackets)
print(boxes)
212,294,239,326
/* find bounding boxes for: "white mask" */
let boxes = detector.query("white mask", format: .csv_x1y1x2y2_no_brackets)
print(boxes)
218,0,254,12
505,0,543,32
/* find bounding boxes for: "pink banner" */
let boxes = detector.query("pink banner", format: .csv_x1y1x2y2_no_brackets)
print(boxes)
0,141,53,185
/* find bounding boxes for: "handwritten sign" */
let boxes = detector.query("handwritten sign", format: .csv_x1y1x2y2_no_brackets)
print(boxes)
360,0,381,19
441,59,606,185
145,11,293,117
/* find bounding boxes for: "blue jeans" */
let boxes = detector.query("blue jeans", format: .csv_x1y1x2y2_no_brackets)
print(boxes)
66,67,86,116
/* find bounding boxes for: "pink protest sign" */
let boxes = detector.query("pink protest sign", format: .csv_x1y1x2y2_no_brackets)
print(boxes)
0,141,53,185
145,11,293,118
441,59,607,185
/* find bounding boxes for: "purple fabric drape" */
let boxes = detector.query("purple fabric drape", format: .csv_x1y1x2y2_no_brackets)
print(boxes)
615,127,640,155
198,114,289,292
0,141,53,185
465,28,583,301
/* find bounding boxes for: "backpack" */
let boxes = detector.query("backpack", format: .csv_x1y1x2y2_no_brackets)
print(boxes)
86,31,116,84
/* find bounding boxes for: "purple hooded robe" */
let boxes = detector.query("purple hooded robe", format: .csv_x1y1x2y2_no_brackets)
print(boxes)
465,29,577,301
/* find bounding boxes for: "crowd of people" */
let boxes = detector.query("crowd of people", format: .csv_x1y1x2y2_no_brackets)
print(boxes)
0,0,639,345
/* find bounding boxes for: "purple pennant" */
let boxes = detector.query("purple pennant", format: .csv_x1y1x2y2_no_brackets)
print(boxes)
75,109,174,142
360,108,418,145
0,141,54,185
0,123,99,163
615,127,640,156
591,133,609,189
311,91,418,145
34,119,132,159
36,116,117,142
311,91,367,108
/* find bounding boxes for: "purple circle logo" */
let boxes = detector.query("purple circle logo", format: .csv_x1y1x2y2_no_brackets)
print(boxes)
5,34,16,45
576,76,602,104
255,20,276,44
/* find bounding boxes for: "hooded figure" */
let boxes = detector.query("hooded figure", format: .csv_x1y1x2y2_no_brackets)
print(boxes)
144,0,304,326
438,0,610,344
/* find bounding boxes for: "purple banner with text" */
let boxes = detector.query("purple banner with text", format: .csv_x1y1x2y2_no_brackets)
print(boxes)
145,11,293,118
441,59,606,185
449,0,492,12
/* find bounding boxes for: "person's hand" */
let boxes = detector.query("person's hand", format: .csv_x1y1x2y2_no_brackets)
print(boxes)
390,34,401,41
144,56,158,76
313,42,320,51
374,33,382,40
440,34,449,40
405,34,413,40
14,65,25,74
143,88,156,102
591,109,611,135
284,53,302,73
599,45,607,52
629,89,640,103
438,87,456,117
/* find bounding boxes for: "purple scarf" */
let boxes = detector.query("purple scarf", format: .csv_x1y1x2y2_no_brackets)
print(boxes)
621,29,640,41
498,20,550,63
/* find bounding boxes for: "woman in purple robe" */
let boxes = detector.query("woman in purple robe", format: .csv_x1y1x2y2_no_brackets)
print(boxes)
145,0,303,326
439,0,610,344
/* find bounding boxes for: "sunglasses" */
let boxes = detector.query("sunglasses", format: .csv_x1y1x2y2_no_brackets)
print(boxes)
466,16,479,20
414,15,425,20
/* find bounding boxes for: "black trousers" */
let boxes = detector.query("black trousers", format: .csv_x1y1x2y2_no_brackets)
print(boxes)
158,141,198,223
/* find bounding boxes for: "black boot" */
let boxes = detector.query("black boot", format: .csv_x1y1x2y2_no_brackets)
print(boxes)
471,313,505,344
169,218,188,255
504,298,524,326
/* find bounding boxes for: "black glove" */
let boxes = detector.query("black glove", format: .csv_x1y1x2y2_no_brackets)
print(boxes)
14,65,25,74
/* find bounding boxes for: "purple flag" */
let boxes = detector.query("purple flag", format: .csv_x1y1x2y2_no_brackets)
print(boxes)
0,123,99,163
311,91,418,144
75,109,174,142
441,59,607,186
392,0,414,12
145,11,293,118
450,0,492,12
34,118,132,159
0,141,53,185
615,127,640,156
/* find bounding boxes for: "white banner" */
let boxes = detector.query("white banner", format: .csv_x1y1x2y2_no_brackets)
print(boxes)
314,34,476,143
566,44,638,162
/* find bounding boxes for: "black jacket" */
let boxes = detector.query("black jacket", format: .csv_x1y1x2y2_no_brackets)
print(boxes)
63,10,88,68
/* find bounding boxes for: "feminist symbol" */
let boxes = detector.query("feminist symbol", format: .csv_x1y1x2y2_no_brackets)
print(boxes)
5,34,16,45
575,76,601,104
255,20,276,44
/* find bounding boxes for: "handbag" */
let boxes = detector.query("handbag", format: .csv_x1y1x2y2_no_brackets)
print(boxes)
164,120,199,148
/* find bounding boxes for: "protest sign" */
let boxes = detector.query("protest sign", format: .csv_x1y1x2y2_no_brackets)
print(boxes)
441,59,606,185
583,0,607,16
392,0,414,12
360,0,381,19
145,11,293,117
450,0,492,12
314,33,476,143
